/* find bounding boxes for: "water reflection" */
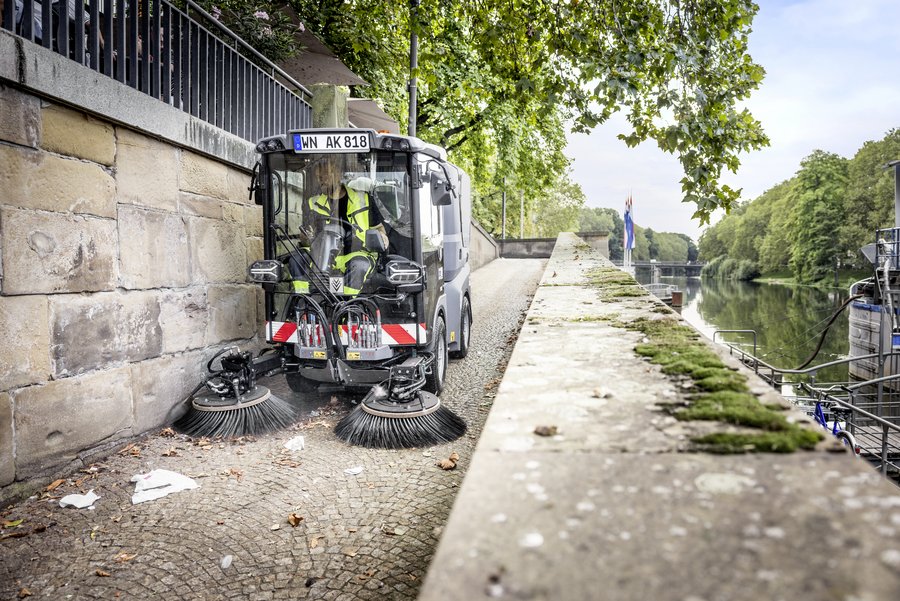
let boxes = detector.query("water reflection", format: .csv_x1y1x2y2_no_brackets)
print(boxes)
637,274,850,382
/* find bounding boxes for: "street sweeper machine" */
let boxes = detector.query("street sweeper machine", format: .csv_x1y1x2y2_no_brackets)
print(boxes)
176,128,473,448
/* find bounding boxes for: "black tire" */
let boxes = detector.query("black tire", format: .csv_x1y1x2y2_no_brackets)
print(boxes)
450,296,472,359
285,371,320,394
424,317,447,396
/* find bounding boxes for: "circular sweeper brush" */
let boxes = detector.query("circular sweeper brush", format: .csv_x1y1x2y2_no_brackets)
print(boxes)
174,348,295,438
334,385,466,449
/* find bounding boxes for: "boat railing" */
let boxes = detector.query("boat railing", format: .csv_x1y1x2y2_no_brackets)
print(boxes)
795,380,900,478
642,283,678,299
712,330,900,482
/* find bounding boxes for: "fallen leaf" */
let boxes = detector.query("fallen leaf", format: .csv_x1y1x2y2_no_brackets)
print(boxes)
348,527,358,533
226,468,244,482
46,479,66,492
407,573,417,581
329,395,340,406
216,520,225,526
287,513,303,527
309,536,321,549
117,444,135,456
95,569,111,577
270,524,280,531
162,447,179,457
533,425,558,437
18,588,32,598
357,569,377,581
114,552,136,563
3,519,24,528
341,546,358,557
437,452,460,470
552,271,557,277
111,515,122,523
159,427,175,437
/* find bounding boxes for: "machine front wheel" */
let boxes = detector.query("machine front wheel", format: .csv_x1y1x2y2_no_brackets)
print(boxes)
450,295,471,359
424,317,447,396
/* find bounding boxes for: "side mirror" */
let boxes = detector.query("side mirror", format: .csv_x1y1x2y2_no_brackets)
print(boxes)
249,162,264,206
430,172,453,206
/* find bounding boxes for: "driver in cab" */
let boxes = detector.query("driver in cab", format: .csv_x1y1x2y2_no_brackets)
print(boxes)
289,156,380,296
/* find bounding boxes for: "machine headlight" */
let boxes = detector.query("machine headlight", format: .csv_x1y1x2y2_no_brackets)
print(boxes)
248,260,282,283
386,260,424,285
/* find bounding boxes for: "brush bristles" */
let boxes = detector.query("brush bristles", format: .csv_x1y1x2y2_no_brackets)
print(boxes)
175,394,296,438
334,404,467,449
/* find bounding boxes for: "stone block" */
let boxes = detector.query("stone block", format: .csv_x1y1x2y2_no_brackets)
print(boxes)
0,295,50,391
130,351,206,433
41,103,115,165
188,217,246,283
1,207,117,294
244,204,263,238
50,291,162,377
181,150,229,200
0,83,40,148
246,236,263,263
117,206,191,289
0,392,12,486
207,285,257,343
222,201,244,224
0,145,115,217
179,192,223,220
116,127,179,212
226,166,251,204
159,288,208,354
13,367,133,477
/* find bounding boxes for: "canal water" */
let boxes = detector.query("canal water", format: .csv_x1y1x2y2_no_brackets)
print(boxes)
638,275,852,382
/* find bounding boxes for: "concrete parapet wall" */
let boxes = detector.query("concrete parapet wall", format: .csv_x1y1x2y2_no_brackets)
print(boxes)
469,219,500,271
0,81,261,493
420,232,900,600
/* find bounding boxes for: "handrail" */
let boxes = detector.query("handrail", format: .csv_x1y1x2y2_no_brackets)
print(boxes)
182,0,311,99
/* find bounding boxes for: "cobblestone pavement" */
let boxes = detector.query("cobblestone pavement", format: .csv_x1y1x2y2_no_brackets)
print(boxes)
0,259,545,601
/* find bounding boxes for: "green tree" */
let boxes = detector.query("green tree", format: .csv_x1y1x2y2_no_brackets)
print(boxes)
289,0,769,225
645,228,660,260
789,151,848,283
839,129,900,268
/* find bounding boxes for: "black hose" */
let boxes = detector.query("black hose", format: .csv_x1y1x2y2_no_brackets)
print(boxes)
794,294,864,370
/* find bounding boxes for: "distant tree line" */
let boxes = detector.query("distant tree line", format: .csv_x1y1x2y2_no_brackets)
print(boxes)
698,128,900,283
578,207,698,263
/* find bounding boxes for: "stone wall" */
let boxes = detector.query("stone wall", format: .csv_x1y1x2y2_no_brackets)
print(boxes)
0,83,261,492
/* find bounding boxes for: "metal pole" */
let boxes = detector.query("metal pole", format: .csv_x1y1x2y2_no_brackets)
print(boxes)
894,163,900,229
520,190,524,238
501,178,507,240
408,0,420,137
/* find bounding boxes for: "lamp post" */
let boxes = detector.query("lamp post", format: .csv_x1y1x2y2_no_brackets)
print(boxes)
408,0,420,137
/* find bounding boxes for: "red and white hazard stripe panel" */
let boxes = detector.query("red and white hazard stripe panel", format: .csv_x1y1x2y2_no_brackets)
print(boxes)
266,322,427,346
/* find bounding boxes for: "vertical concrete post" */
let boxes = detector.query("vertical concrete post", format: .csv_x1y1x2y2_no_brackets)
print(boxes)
310,84,349,129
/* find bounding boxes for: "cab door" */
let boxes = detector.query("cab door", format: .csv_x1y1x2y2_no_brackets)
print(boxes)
415,156,444,339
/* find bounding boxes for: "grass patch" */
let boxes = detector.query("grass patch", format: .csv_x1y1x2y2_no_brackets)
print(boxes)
620,316,823,453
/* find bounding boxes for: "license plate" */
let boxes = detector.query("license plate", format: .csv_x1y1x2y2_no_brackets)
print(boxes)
293,132,369,153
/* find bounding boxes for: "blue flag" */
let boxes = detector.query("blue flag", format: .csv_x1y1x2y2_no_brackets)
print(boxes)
624,196,635,251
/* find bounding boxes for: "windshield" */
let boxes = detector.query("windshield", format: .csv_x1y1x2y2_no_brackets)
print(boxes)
267,150,413,263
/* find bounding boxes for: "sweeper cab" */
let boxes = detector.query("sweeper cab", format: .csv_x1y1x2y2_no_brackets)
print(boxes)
232,128,473,447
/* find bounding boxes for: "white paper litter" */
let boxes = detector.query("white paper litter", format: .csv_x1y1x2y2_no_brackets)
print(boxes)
59,489,100,509
220,555,233,569
284,436,305,451
343,466,364,476
130,469,199,505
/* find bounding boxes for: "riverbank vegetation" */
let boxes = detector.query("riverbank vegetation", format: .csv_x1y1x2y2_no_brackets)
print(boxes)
699,129,900,286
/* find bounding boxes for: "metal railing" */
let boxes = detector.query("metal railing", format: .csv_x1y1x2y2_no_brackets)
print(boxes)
796,378,900,478
713,330,900,482
2,0,311,143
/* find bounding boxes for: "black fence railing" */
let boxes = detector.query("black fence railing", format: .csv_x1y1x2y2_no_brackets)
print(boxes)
2,0,311,144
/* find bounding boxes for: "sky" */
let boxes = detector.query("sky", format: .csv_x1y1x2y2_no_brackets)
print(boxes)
564,0,900,242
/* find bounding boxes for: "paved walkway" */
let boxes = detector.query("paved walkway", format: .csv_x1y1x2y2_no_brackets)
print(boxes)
419,233,900,601
0,258,545,600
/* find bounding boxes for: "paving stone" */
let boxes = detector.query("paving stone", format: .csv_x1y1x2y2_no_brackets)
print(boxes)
0,258,544,600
